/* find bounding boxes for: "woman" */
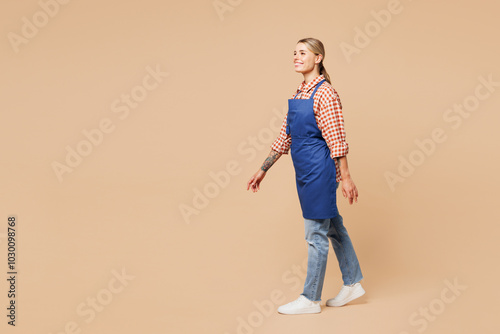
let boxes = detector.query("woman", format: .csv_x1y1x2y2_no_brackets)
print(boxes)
246,37,364,315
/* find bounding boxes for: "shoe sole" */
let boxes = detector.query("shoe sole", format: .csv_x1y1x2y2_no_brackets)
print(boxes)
326,287,365,307
278,306,321,315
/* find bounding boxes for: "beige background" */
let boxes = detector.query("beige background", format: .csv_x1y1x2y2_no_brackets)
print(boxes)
1,0,499,333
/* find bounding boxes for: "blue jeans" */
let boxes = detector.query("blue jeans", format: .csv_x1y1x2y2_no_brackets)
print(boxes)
300,185,363,302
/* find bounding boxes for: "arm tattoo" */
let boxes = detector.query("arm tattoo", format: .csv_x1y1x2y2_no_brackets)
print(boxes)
260,151,281,172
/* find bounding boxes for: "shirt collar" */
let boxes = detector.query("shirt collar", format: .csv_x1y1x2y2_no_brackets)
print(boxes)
296,74,325,95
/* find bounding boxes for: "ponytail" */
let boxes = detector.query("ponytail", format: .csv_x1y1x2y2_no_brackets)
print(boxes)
319,62,331,84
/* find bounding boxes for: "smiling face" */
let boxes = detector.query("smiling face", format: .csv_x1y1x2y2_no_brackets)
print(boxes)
293,42,322,74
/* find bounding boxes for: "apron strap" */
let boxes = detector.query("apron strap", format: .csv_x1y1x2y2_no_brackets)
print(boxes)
310,79,326,99
293,79,326,99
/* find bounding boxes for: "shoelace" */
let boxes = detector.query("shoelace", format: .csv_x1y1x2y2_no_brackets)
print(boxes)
334,286,352,300
289,295,310,305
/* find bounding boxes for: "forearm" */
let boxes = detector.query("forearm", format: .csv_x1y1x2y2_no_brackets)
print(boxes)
260,150,282,172
337,155,351,180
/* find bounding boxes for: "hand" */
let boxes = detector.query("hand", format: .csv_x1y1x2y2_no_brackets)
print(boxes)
247,169,266,193
341,176,358,204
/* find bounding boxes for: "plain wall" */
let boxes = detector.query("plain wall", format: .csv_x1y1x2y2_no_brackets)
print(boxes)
1,0,499,333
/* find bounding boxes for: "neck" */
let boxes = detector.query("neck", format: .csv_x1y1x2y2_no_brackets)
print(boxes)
303,68,321,85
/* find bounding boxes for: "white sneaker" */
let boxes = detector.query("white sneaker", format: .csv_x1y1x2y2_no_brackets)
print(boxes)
326,283,365,307
277,295,321,315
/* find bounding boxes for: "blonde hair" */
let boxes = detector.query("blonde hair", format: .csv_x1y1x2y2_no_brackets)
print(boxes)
297,37,331,84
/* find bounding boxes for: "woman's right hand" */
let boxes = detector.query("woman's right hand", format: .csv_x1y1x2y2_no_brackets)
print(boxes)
247,169,266,193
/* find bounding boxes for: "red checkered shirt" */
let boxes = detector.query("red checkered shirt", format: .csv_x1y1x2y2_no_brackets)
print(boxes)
271,74,349,183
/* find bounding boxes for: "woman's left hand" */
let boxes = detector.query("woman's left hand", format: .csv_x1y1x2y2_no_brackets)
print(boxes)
341,176,358,205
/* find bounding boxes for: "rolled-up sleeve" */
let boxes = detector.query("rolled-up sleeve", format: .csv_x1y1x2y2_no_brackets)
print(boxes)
270,113,291,154
317,88,349,159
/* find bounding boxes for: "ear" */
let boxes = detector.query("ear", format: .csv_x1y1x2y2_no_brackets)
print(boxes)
315,54,323,64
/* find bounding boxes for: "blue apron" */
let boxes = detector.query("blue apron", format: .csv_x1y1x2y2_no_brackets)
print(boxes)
286,79,339,219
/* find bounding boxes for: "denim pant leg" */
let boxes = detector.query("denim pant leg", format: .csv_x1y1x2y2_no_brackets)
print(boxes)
327,214,364,285
301,218,330,302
